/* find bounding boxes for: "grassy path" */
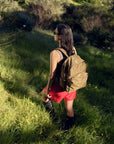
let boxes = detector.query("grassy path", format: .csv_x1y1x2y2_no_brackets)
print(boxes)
0,29,113,144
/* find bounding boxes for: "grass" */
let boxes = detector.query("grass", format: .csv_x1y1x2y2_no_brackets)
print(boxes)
0,28,114,144
70,0,81,5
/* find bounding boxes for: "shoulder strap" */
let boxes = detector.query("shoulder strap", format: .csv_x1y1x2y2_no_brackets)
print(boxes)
56,48,69,58
73,46,77,55
56,47,77,57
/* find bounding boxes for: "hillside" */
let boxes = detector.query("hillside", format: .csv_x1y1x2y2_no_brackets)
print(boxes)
0,29,114,144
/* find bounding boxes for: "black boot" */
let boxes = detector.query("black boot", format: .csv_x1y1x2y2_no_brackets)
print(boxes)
43,99,55,118
62,116,75,130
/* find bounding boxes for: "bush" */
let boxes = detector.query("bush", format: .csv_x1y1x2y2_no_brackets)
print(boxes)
81,15,102,32
61,4,114,51
87,28,113,51
24,0,70,28
72,0,113,4
2,11,35,31
74,32,88,45
72,0,100,4
0,0,20,14
62,4,105,32
88,0,100,4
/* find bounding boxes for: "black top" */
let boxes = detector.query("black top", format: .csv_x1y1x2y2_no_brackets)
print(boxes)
53,50,67,84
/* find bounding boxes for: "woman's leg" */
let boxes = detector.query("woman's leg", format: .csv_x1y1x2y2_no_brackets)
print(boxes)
64,99,74,117
62,99,75,130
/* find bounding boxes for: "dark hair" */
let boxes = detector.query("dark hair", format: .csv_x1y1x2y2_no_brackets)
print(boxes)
57,24,73,55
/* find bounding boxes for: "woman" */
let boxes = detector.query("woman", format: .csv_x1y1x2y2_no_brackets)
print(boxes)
41,24,77,130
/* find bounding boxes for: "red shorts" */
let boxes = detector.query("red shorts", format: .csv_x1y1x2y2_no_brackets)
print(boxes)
43,83,76,103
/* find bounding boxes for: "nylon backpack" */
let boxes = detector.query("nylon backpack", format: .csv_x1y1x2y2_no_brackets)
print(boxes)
56,48,88,93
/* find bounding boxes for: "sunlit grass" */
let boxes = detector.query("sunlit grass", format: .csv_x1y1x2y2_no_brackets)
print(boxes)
0,29,113,144
70,0,82,5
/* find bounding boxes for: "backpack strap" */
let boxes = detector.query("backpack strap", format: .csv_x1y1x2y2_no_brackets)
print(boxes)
56,49,64,60
56,47,77,57
56,48,69,58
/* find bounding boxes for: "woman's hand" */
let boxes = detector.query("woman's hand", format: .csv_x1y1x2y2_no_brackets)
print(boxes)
42,90,52,102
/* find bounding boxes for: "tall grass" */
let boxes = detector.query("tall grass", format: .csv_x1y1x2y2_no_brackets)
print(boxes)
0,29,113,144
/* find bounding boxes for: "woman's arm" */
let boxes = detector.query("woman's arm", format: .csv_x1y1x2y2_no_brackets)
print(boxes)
46,50,61,94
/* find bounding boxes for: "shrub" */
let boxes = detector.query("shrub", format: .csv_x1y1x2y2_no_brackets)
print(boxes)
2,11,35,31
74,32,88,45
17,0,26,5
81,15,102,32
0,0,20,14
72,0,113,4
0,0,35,30
72,0,84,2
61,4,113,50
24,0,70,28
62,4,105,32
87,28,113,51
87,0,100,4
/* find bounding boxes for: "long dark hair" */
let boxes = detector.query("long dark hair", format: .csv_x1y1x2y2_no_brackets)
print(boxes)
57,24,73,55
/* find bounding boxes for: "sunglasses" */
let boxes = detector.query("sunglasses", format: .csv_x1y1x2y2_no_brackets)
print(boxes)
54,31,59,35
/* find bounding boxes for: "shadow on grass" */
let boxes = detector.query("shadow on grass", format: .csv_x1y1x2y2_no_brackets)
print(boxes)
76,45,114,113
0,30,114,144
0,122,56,144
1,29,114,107
0,30,57,100
1,30,114,112
0,76,43,106
1,78,28,96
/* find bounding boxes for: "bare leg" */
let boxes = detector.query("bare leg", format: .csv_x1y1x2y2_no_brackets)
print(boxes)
62,99,75,130
64,99,74,117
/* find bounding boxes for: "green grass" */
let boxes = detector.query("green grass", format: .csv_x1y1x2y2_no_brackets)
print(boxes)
0,29,114,144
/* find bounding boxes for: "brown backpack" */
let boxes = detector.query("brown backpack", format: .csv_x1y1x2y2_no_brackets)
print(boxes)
56,48,88,93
